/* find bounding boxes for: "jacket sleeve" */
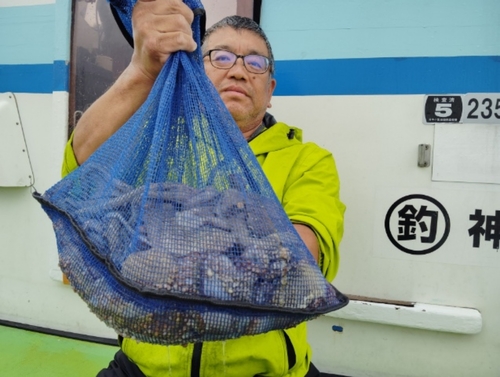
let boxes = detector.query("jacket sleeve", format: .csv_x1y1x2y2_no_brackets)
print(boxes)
61,132,79,178
258,138,345,282
281,143,345,281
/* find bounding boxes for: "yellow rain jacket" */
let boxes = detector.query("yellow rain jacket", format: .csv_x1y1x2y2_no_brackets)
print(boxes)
62,120,345,377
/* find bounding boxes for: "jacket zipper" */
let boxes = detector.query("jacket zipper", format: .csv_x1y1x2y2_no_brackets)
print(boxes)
191,342,203,377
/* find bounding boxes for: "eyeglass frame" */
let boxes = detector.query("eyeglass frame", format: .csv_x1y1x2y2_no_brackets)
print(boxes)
203,49,273,75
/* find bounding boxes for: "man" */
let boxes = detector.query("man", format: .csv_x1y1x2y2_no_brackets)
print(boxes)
63,1,345,376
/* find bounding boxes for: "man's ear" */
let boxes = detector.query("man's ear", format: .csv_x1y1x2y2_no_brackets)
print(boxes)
267,78,277,101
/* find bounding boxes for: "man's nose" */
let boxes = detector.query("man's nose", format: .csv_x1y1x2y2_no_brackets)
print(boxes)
229,57,248,75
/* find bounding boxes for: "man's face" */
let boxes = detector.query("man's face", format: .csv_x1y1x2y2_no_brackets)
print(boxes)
203,27,276,136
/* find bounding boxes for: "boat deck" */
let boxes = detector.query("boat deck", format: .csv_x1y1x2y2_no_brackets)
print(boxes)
0,324,118,377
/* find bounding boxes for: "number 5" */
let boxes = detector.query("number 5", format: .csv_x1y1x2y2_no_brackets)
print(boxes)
435,103,453,117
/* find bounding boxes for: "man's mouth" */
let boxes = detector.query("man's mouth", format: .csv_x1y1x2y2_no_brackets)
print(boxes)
223,86,248,96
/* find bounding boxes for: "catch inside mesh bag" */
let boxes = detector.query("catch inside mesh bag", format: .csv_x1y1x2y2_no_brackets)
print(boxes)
33,0,348,345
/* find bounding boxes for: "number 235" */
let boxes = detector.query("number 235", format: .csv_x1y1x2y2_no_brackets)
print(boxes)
467,98,500,120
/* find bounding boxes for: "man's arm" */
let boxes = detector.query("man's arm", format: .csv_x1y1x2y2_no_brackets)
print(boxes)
72,0,197,165
294,224,320,263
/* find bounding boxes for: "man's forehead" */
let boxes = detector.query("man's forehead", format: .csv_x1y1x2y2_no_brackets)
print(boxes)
204,27,268,55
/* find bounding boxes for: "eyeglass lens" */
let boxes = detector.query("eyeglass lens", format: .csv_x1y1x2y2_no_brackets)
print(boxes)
210,50,269,73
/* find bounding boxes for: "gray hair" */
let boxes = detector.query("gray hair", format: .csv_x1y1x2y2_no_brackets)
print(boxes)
201,15,275,76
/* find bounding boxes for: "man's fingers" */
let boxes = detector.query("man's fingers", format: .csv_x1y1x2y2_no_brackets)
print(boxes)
157,30,197,54
134,0,196,49
129,0,198,81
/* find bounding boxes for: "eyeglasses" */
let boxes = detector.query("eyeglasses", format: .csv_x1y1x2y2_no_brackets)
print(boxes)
204,49,271,74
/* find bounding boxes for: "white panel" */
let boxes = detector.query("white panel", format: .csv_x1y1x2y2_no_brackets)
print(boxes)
0,93,33,187
433,123,500,184
272,95,500,376
0,92,116,339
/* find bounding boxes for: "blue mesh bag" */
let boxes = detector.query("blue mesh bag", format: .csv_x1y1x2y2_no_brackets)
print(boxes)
33,0,348,345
